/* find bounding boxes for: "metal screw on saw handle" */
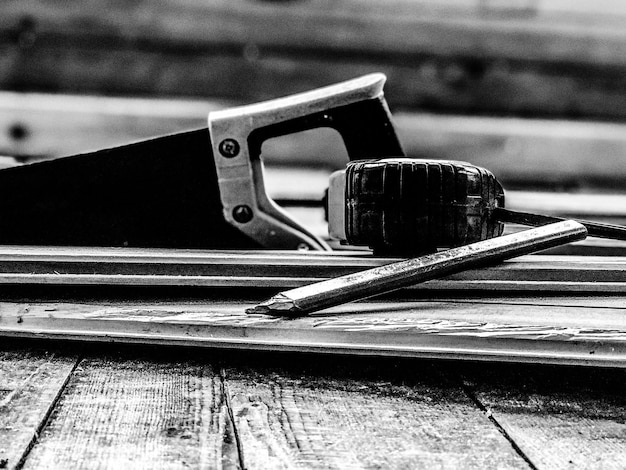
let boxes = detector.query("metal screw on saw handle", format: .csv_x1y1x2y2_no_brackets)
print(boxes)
233,205,253,223
218,138,240,158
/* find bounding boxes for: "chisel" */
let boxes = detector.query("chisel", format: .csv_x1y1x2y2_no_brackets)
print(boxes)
247,220,588,316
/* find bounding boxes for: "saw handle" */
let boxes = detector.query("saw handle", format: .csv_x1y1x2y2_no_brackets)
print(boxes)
209,73,404,163
207,74,404,251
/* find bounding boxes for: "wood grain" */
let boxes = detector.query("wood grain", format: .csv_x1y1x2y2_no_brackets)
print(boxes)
2,1,626,118
21,356,241,469
457,363,626,469
0,349,78,469
224,361,529,469
3,335,623,468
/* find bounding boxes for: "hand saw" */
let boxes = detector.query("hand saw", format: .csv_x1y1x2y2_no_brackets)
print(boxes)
0,74,403,250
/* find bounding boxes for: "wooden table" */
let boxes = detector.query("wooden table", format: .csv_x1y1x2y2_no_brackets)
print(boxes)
2,310,625,469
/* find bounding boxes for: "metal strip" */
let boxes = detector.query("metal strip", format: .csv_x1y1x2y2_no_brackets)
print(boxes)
0,247,622,292
1,298,625,367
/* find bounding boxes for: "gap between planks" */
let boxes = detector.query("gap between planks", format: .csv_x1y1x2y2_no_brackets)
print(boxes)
0,348,81,470
5,342,625,469
456,377,540,470
10,347,530,469
218,355,626,470
451,362,626,470
19,354,243,469
215,360,531,469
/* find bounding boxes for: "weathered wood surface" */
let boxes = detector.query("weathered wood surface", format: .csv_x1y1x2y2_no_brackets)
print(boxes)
2,342,624,469
0,349,78,469
1,295,626,367
21,355,240,469
3,91,626,190
224,361,528,469
3,1,626,119
459,363,626,469
227,357,626,470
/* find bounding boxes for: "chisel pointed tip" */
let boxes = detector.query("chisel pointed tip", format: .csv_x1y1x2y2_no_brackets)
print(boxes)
245,304,271,315
246,294,301,316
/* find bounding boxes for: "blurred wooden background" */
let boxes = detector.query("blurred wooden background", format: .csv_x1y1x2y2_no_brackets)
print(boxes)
1,0,626,196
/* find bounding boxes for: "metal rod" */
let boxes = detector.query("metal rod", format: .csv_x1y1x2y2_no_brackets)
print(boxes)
247,221,588,316
0,244,622,292
494,207,626,241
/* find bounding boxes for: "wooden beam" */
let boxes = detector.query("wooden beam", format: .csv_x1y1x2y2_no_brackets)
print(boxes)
2,1,626,118
396,115,626,188
1,296,626,367
4,0,626,66
2,92,626,189
4,1,626,66
505,192,626,218
0,92,221,159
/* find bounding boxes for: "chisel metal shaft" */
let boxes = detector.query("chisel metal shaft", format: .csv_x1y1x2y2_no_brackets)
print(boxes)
247,220,587,316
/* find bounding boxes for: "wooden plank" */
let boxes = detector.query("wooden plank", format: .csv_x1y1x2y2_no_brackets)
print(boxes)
0,348,78,469
0,248,621,292
456,363,626,469
0,92,222,159
223,361,529,469
1,296,626,367
2,1,626,118
2,47,625,120
505,192,626,217
396,115,626,189
4,0,626,66
3,92,626,189
21,355,241,469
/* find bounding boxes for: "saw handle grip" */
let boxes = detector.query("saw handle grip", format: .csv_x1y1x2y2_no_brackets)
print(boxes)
248,93,404,161
209,73,404,162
